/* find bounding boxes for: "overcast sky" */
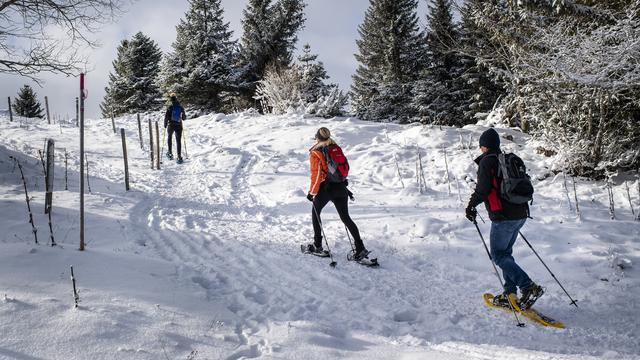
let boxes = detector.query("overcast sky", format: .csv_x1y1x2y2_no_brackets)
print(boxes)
0,0,430,118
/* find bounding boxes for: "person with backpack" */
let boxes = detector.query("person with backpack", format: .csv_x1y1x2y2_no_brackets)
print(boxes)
465,128,543,310
305,127,370,261
164,94,186,164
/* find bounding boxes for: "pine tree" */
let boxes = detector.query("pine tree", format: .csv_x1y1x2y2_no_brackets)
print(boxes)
351,0,423,122
456,0,504,122
297,44,330,104
100,39,132,117
101,33,162,117
13,85,44,118
412,0,467,126
236,0,306,108
159,0,236,111
127,32,163,113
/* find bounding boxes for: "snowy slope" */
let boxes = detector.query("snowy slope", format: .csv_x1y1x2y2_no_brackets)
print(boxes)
0,112,638,360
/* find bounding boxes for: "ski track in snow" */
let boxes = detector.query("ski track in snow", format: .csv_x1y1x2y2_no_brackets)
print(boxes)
0,113,638,359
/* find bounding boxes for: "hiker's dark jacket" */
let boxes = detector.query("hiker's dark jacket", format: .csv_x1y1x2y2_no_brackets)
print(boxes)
468,149,529,221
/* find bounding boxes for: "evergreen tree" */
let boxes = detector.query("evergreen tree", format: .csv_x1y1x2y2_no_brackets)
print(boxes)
236,0,306,108
100,33,162,117
456,0,504,122
297,44,330,104
127,32,163,113
351,0,423,122
13,85,44,118
412,0,467,126
160,0,236,111
100,39,132,117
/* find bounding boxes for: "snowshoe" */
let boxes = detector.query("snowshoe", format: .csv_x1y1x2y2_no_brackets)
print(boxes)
166,152,174,160
177,157,184,164
301,244,330,258
483,292,565,328
347,249,379,267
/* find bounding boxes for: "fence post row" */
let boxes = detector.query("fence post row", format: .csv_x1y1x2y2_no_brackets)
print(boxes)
121,128,130,191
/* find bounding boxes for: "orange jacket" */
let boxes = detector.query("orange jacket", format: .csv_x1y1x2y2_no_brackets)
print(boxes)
308,144,328,195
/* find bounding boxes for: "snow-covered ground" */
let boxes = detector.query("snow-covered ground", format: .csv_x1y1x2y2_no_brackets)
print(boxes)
0,111,638,360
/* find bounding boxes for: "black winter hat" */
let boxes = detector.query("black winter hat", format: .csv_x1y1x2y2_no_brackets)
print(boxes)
479,128,500,149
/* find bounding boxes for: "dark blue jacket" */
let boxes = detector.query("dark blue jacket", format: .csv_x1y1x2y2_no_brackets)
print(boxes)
164,101,186,128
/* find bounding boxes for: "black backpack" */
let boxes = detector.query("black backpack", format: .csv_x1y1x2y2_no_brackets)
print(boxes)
490,153,534,204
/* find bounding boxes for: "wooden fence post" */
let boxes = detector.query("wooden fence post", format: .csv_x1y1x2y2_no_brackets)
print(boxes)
75,97,79,127
45,96,51,124
148,119,154,169
443,145,451,195
572,177,580,219
111,113,116,134
8,97,13,122
121,128,130,191
70,266,79,308
85,154,92,193
155,121,160,170
137,113,143,149
45,139,56,246
79,73,85,251
64,150,68,190
45,139,54,214
13,158,38,244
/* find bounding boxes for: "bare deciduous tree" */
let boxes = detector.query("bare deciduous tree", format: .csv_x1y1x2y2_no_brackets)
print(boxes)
0,0,127,82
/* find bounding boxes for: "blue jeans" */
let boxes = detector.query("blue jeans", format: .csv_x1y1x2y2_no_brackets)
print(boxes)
490,218,532,294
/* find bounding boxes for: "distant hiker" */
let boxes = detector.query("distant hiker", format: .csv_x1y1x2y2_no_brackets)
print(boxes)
465,128,542,310
164,94,186,163
306,127,370,261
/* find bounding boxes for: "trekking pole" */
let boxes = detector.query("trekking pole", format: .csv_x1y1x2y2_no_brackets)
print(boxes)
311,203,337,268
474,221,525,327
344,225,356,255
183,123,189,159
160,126,166,164
519,231,579,308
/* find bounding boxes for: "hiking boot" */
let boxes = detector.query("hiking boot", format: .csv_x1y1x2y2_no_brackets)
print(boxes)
166,152,174,160
306,244,324,254
177,157,184,164
353,248,370,261
492,292,514,308
519,283,544,310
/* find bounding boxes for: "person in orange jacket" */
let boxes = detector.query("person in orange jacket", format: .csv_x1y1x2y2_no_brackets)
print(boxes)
306,127,369,260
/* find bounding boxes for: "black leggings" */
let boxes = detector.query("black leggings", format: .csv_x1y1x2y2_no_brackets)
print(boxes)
167,122,183,156
312,184,364,252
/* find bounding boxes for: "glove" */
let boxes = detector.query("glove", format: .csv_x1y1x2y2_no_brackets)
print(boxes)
307,193,314,202
465,207,477,223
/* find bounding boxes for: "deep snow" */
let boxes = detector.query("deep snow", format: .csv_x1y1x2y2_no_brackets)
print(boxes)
0,111,638,360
